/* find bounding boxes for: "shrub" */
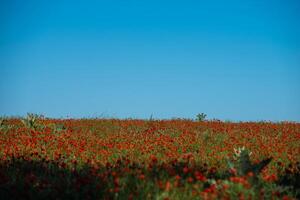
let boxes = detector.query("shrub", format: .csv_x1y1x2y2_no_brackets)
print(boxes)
21,113,44,130
227,147,272,177
196,113,207,121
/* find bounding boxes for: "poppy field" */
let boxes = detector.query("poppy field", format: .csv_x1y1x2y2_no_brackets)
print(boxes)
0,115,300,199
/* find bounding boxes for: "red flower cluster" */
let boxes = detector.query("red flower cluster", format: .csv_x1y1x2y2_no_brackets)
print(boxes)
0,119,299,199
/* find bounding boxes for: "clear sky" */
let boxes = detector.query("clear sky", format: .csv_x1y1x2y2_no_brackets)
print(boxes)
1,0,300,121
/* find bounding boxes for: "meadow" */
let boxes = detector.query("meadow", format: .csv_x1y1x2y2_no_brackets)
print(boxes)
0,115,299,199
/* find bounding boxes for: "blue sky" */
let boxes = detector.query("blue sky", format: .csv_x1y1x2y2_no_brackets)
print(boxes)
1,0,300,121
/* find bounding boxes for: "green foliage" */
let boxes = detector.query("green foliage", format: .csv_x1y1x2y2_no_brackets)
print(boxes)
196,113,207,121
21,113,44,130
0,118,5,128
221,180,256,199
48,123,66,132
0,118,12,131
228,147,272,177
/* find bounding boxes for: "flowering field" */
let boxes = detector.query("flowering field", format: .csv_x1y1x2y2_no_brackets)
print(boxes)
0,116,300,199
